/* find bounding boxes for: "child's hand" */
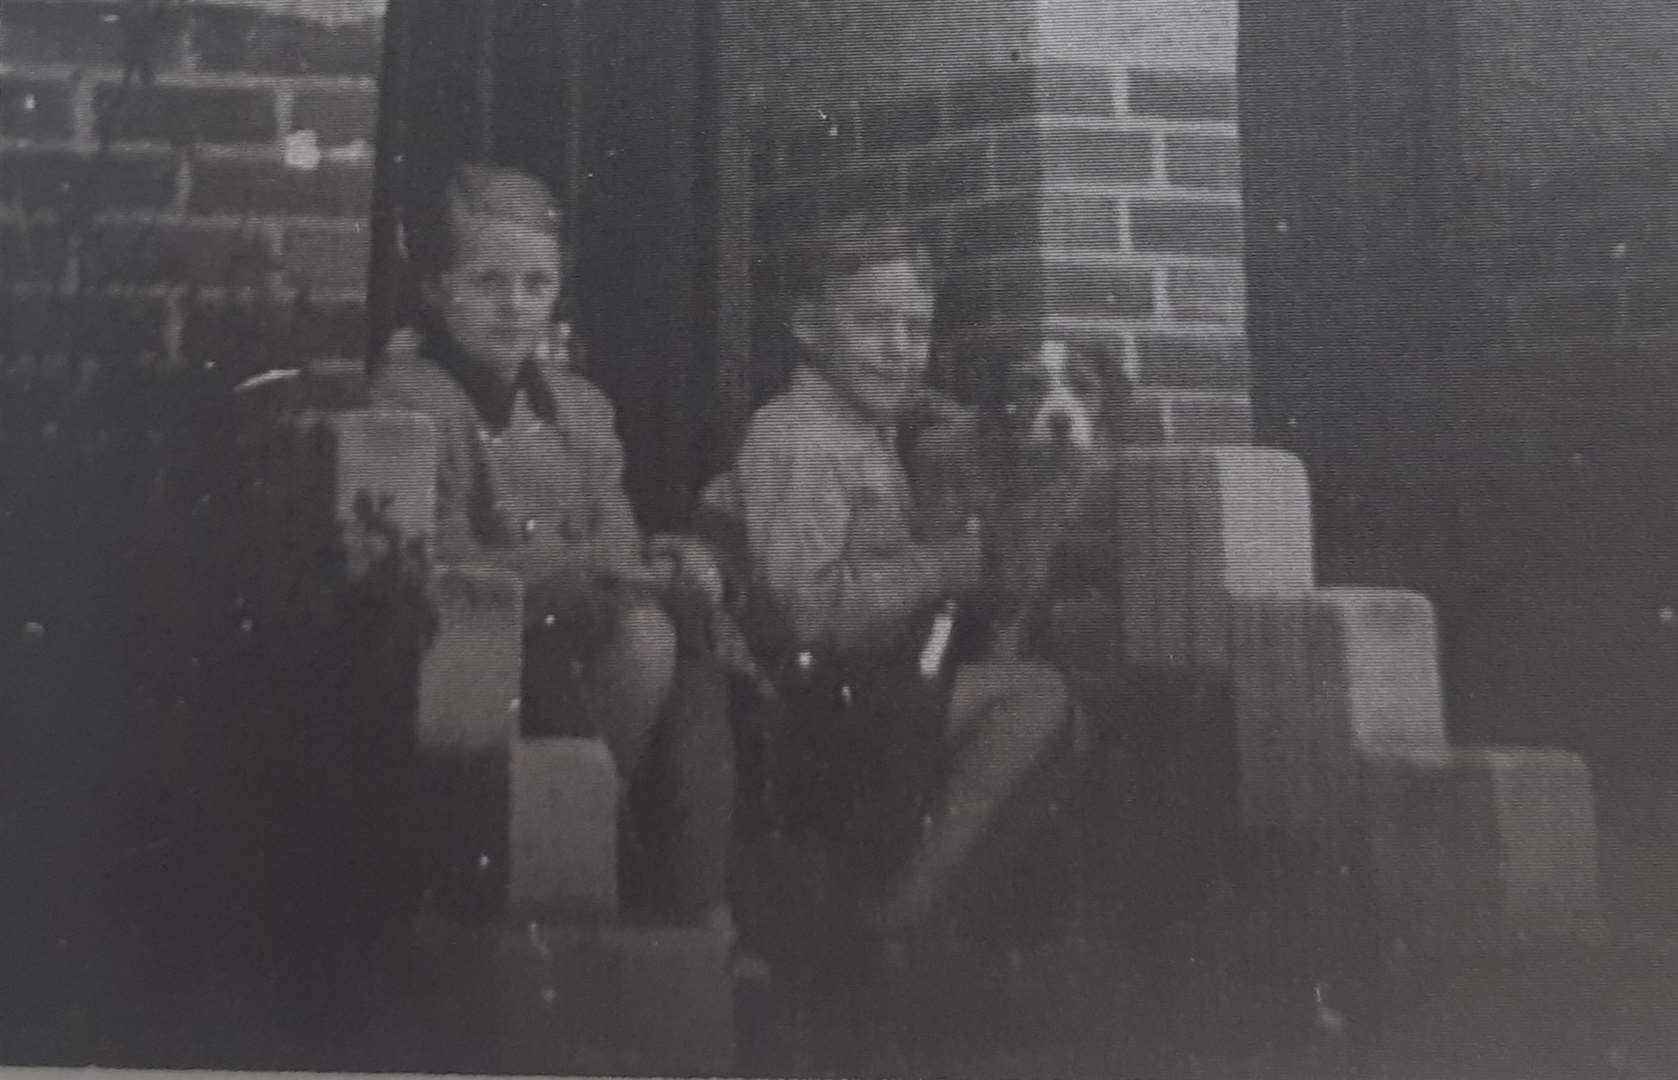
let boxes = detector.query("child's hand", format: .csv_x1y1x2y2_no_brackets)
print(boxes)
929,517,984,599
525,570,616,632
648,534,725,606
910,386,971,429
615,557,678,593
533,321,574,368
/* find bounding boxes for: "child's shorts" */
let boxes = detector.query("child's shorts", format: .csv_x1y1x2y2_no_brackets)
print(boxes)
519,578,649,738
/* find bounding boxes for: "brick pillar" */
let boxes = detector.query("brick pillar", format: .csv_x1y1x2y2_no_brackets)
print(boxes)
733,0,1248,444
0,0,383,378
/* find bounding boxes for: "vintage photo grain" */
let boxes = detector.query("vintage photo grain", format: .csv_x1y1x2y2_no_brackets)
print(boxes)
3,1,1675,1077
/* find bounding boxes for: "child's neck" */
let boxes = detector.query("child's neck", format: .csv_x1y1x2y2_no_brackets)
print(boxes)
422,320,554,429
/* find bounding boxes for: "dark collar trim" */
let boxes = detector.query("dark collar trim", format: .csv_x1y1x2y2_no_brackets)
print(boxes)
419,318,557,430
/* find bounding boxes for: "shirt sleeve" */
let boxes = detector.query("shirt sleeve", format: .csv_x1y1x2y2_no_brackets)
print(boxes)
738,417,946,651
369,364,503,572
589,420,647,579
558,377,645,579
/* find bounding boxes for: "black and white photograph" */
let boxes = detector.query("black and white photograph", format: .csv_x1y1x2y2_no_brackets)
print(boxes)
3,0,1677,1076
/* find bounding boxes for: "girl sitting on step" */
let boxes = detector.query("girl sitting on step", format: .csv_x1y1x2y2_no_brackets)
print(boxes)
373,164,741,945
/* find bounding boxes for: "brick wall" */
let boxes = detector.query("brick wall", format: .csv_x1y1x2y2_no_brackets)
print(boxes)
1,0,385,381
729,0,1250,445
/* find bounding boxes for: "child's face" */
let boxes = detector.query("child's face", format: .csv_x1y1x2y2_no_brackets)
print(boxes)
430,218,562,381
795,256,934,424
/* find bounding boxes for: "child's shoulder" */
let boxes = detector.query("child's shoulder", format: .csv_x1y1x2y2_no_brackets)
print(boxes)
548,367,618,428
743,378,841,452
370,329,465,412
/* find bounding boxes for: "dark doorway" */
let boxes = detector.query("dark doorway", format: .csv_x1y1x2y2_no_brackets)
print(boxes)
1239,0,1466,527
1239,0,1488,713
373,0,734,532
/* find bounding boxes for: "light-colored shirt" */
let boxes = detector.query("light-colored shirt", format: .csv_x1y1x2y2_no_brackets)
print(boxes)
734,365,947,651
370,328,644,589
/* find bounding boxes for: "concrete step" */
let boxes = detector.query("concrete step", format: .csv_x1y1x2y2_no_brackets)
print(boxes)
1113,446,1316,668
411,915,736,1076
1364,745,1604,960
1231,587,1449,830
507,736,619,920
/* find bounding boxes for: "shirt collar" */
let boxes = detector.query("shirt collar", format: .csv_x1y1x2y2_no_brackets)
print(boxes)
790,364,900,447
421,320,556,431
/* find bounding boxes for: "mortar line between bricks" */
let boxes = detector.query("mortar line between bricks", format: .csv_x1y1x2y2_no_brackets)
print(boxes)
1,137,375,165
940,250,1248,275
940,317,1244,347
0,63,378,94
1092,183,1246,205
1153,266,1173,320
763,183,1240,224
274,86,296,143
2,281,366,306
765,114,1237,165
0,207,368,232
161,292,184,367
190,143,376,164
0,138,180,161
1120,188,1243,209
1133,386,1251,402
168,154,189,214
262,219,287,263
172,13,199,76
1122,62,1237,80
0,135,106,154
177,151,196,215
66,69,96,155
1043,315,1247,339
759,116,1240,188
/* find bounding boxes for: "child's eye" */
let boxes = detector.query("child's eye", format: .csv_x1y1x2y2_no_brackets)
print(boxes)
479,270,509,291
523,272,555,293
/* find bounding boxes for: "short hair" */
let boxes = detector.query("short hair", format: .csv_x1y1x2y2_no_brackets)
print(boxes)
405,164,564,281
778,208,935,303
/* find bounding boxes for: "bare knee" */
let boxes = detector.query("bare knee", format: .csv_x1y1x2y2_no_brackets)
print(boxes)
668,659,735,796
1021,664,1071,742
589,605,679,772
981,662,1070,750
601,604,677,702
616,604,676,662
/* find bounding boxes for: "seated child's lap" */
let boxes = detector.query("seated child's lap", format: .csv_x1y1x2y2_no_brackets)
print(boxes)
521,588,673,741
947,659,1068,741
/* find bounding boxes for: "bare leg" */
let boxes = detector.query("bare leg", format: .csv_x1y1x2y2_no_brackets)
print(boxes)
585,604,677,773
590,608,748,947
867,660,1072,932
657,655,735,919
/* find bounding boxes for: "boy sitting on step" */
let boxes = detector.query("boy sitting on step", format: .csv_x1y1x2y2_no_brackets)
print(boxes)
728,209,1075,937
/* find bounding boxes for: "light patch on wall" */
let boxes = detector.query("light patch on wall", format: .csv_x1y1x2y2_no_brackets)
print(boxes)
1035,0,1236,70
1457,0,1678,177
214,0,387,24
726,0,1037,101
